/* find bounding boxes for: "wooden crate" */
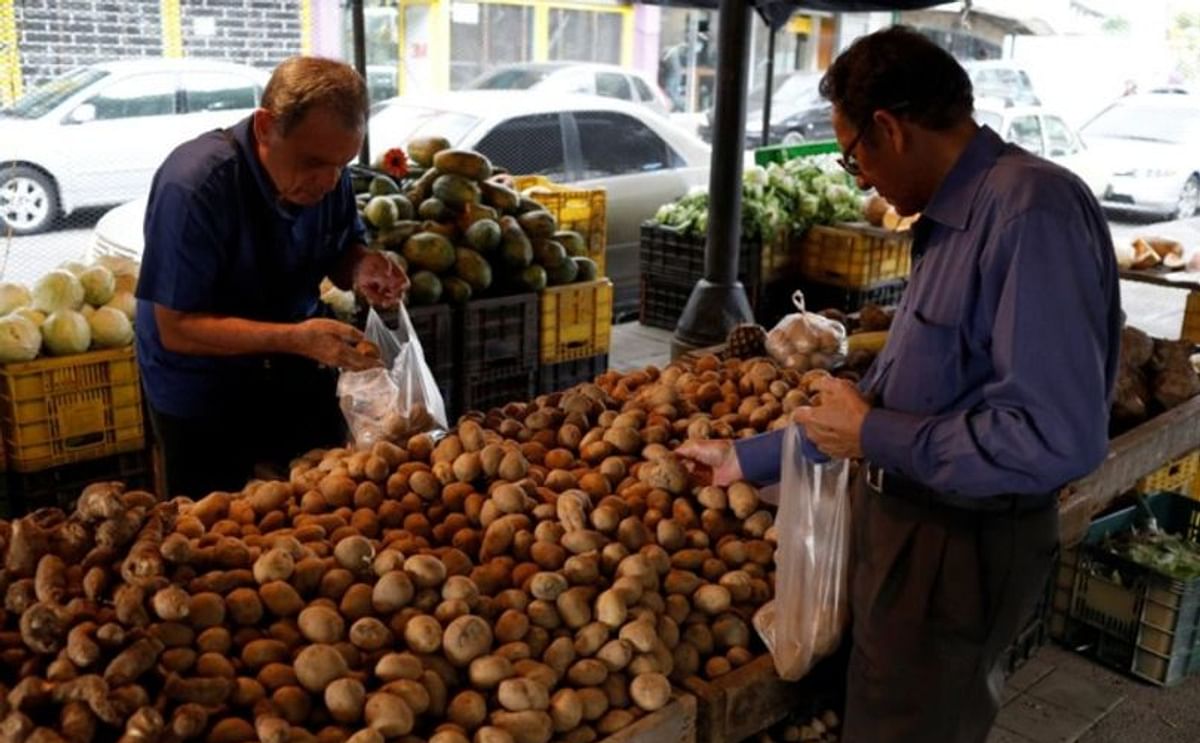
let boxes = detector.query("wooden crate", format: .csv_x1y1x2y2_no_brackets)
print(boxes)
597,694,696,743
681,655,806,743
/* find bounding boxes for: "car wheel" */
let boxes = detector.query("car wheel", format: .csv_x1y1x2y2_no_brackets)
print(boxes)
1173,174,1200,219
0,166,59,235
781,130,807,146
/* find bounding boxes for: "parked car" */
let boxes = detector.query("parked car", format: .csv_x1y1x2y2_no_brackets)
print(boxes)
1081,94,1200,218
0,59,269,235
962,60,1042,107
698,70,829,145
368,92,709,318
973,101,1108,197
465,63,673,117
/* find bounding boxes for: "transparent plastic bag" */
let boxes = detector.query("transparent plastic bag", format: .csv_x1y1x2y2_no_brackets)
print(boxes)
765,291,847,371
337,306,448,448
753,424,851,680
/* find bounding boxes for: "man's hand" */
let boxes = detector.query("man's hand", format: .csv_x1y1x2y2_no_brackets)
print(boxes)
793,376,870,459
676,439,744,487
354,250,409,309
295,318,381,371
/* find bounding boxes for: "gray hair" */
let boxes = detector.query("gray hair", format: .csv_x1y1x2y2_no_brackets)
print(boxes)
261,56,368,136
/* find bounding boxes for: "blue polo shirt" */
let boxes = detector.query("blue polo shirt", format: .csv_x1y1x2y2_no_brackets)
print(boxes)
135,116,366,418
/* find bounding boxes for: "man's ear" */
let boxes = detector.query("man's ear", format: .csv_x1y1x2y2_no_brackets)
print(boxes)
873,109,909,155
252,108,276,143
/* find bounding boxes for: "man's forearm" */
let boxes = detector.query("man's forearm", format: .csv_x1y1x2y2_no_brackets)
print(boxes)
155,305,300,358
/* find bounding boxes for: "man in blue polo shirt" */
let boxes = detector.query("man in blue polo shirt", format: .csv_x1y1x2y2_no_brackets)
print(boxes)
136,57,407,497
680,28,1120,743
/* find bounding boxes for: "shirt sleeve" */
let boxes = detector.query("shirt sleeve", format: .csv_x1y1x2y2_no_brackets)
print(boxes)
861,206,1117,496
733,426,831,485
135,178,226,313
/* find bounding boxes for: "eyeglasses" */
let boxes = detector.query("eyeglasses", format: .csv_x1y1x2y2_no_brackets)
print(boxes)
838,122,871,177
837,101,911,177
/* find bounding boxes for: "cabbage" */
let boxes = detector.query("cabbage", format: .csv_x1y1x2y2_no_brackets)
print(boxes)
59,260,88,276
0,283,31,316
0,315,41,362
79,265,115,306
42,310,91,356
320,285,356,318
88,307,133,348
105,291,136,321
32,270,84,313
13,308,45,326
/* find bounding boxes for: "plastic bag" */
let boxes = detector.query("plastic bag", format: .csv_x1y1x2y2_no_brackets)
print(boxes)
765,291,847,371
753,424,851,680
337,306,448,448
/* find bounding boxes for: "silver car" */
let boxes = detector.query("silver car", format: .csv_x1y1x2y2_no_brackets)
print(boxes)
369,91,711,317
0,59,268,234
1082,93,1200,218
466,62,673,117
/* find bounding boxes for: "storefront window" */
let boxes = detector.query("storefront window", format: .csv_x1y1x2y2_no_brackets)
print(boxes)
450,2,535,89
548,8,621,66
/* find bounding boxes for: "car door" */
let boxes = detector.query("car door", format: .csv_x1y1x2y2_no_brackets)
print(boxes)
472,113,571,183
181,71,262,134
1043,113,1107,197
64,71,182,205
567,110,691,315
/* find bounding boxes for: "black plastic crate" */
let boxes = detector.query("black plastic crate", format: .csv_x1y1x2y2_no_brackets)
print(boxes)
458,293,539,377
5,449,152,516
1002,548,1058,676
639,274,693,331
1058,492,1200,686
364,303,456,380
460,368,537,416
537,354,608,395
639,222,762,286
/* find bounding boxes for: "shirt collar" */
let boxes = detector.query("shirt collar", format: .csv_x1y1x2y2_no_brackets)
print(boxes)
920,125,1005,232
231,116,300,221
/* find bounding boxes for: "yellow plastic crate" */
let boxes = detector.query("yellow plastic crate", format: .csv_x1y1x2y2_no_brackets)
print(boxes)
797,223,913,289
0,347,145,473
513,175,608,276
1137,450,1200,499
540,279,613,364
1183,291,1200,344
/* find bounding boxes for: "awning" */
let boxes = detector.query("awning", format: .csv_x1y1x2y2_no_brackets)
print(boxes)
636,1,952,30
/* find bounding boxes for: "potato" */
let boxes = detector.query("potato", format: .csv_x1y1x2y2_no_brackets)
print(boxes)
694,585,731,615
406,555,448,588
727,482,759,520
467,654,515,689
549,688,583,733
226,588,264,626
326,677,367,723
629,673,670,712
495,609,530,644
334,536,375,574
449,690,489,730
350,617,392,651
597,710,636,736
542,636,575,678
555,587,594,629
393,613,438,657
594,590,626,629
376,652,424,682
340,583,375,620
364,692,415,737
298,605,345,644
444,615,493,667
526,600,561,631
442,575,480,605
260,581,305,617
490,710,552,743
294,643,349,692
713,615,750,650
373,571,415,613
567,659,608,686
242,638,289,669
528,573,568,602
576,688,609,722
618,621,656,654
498,678,550,712
705,656,732,678
475,727,516,743
596,639,632,672
381,678,430,715
254,548,296,584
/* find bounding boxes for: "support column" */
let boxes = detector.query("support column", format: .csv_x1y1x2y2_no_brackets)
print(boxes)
161,0,183,58
671,0,754,356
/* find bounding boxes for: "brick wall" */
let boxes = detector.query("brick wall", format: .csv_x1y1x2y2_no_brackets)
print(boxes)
16,0,163,87
180,0,303,68
14,0,305,88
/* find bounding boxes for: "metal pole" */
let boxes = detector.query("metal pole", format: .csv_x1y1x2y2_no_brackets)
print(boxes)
671,0,753,355
351,0,370,165
762,24,776,148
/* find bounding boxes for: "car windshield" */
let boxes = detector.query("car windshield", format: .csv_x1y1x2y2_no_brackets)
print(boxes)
372,105,480,146
747,72,819,111
974,111,1003,131
1083,103,1200,144
0,67,109,119
471,68,551,90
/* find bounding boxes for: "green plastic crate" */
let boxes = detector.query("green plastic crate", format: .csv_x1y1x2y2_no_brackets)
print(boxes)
754,139,841,167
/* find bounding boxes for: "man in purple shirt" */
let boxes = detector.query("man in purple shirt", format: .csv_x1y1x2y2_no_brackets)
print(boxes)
680,28,1120,743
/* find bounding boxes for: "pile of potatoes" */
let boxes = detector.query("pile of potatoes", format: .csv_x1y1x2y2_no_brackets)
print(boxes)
0,353,796,743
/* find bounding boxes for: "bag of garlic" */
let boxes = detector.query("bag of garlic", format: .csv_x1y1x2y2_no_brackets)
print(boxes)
753,424,851,680
338,306,448,447
765,290,847,371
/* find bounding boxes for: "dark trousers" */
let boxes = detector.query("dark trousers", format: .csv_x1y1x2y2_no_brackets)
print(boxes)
842,474,1059,743
147,358,345,499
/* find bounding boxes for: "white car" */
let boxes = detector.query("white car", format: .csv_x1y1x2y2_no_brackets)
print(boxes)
1082,94,1200,219
466,63,673,117
973,102,1109,197
0,59,269,234
369,91,711,316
